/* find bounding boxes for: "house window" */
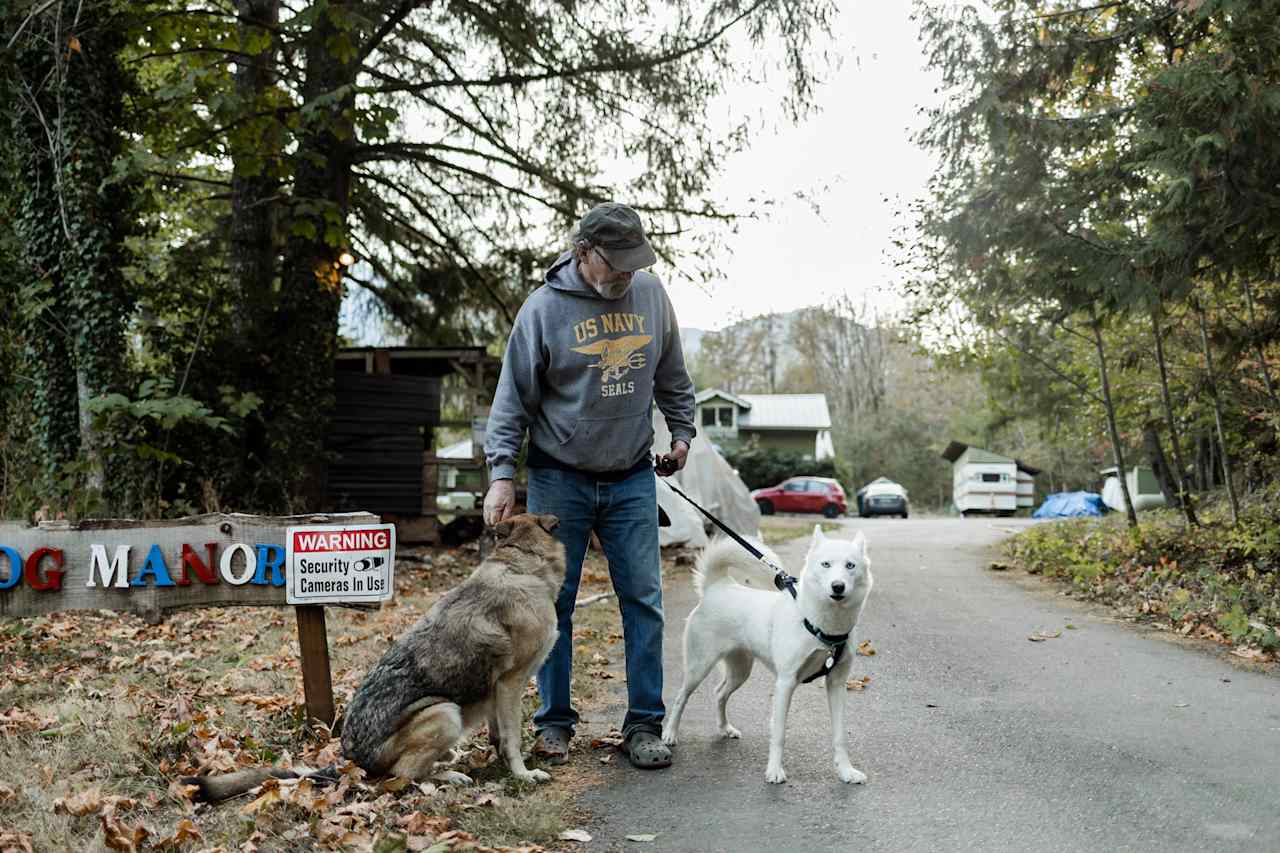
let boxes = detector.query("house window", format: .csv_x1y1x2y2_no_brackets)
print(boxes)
718,407,733,427
702,408,717,427
981,473,1001,483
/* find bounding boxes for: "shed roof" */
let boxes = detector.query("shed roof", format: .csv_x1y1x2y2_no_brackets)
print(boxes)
942,440,1041,475
739,394,832,430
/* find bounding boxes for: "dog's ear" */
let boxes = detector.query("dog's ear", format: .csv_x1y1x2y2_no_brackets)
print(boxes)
536,514,560,534
492,520,514,539
812,524,826,542
852,530,866,551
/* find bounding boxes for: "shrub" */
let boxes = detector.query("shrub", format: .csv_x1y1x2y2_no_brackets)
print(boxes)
723,443,841,491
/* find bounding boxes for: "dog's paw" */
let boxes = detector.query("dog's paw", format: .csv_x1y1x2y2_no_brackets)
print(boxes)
433,770,473,786
764,765,787,784
514,768,551,784
661,728,678,747
719,724,741,740
837,765,866,784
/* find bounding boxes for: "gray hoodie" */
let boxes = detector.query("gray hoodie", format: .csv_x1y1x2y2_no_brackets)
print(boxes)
485,251,696,480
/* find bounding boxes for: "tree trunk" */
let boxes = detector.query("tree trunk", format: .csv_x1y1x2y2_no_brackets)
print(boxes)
1142,420,1179,508
229,0,281,340
1241,278,1279,408
220,0,282,506
1091,317,1137,528
6,0,135,509
1149,302,1197,525
1194,298,1240,523
61,7,135,501
269,0,358,510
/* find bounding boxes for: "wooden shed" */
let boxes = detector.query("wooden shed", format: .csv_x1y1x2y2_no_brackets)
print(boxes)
325,346,498,543
941,441,1039,517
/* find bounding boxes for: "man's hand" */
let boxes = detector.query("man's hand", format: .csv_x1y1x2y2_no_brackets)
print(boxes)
657,440,690,477
483,479,515,526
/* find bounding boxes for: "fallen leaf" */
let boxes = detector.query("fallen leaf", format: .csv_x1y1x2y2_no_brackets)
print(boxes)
462,792,499,810
67,35,81,53
0,830,33,853
591,734,625,749
559,829,593,843
0,783,16,803
846,675,872,691
626,834,658,843
378,775,412,793
151,818,202,851
856,640,876,656
100,806,148,853
1028,630,1062,642
399,812,450,835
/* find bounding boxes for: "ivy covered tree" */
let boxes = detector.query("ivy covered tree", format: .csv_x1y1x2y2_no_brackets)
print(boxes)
2,0,840,515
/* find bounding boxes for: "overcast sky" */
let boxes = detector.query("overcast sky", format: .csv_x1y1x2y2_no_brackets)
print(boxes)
338,1,945,343
666,0,945,331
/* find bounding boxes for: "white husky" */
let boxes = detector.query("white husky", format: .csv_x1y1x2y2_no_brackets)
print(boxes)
661,526,873,784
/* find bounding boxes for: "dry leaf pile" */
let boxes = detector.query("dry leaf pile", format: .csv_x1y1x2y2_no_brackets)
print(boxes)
0,541,631,852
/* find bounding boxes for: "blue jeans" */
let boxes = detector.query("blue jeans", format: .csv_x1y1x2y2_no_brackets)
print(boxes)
527,464,665,738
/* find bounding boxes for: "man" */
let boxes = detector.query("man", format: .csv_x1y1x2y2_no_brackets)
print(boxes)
482,202,696,771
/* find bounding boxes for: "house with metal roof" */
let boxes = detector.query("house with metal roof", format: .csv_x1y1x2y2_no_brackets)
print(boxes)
694,388,834,459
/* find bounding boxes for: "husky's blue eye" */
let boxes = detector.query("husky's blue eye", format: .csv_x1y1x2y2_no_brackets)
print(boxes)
845,561,856,570
820,561,831,568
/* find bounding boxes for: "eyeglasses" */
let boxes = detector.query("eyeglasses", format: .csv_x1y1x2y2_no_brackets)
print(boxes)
594,247,626,274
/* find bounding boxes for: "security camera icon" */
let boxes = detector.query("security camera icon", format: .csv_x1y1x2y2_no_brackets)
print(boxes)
352,556,385,572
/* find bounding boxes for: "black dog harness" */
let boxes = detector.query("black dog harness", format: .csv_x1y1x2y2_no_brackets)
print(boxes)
774,572,850,684
660,462,850,685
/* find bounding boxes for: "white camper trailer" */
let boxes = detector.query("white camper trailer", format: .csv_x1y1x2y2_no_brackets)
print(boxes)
942,441,1039,517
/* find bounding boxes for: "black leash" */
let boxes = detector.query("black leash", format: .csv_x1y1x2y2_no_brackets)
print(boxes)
656,459,848,683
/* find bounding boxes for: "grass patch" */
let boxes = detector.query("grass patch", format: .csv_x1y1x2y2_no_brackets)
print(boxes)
760,517,842,546
0,541,631,852
1005,486,1280,661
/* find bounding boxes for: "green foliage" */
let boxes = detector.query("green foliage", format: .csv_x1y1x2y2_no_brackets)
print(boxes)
907,0,1280,517
1006,486,1280,652
723,443,839,491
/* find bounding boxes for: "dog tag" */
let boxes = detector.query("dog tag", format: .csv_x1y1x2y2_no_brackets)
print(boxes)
824,655,834,670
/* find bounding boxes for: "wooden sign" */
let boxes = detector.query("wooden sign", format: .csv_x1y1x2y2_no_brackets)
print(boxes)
0,511,386,726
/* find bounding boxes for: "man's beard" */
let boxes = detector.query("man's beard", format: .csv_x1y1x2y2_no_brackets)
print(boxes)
597,278,632,300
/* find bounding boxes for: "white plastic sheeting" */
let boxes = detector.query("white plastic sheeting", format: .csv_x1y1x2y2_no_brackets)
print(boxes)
657,478,708,548
652,410,760,546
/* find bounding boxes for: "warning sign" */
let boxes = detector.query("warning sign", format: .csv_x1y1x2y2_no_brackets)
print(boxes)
286,523,396,605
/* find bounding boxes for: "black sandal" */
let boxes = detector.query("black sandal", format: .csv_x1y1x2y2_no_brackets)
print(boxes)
622,730,672,769
532,727,571,765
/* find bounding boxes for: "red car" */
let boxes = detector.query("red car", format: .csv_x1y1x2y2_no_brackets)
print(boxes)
751,477,847,518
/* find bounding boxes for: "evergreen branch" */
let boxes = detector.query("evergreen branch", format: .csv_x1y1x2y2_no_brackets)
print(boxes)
355,0,429,66
359,0,774,95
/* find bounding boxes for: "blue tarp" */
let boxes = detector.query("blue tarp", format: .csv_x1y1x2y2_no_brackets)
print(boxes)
1032,491,1108,519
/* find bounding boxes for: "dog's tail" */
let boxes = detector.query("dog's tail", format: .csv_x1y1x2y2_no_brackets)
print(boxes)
693,536,784,597
181,764,338,802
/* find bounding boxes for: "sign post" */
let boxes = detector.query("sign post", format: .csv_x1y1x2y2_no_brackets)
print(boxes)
285,522,397,725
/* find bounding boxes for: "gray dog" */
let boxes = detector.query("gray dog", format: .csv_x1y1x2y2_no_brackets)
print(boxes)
187,512,566,799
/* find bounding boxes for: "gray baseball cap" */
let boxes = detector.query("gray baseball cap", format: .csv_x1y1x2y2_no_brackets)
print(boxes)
576,202,658,272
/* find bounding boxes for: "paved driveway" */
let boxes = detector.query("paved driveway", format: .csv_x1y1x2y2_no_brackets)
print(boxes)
574,518,1280,853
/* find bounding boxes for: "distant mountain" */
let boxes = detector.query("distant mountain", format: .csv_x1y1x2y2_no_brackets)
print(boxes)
680,327,705,359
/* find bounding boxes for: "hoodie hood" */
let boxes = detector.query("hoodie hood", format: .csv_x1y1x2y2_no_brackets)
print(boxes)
545,251,602,298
